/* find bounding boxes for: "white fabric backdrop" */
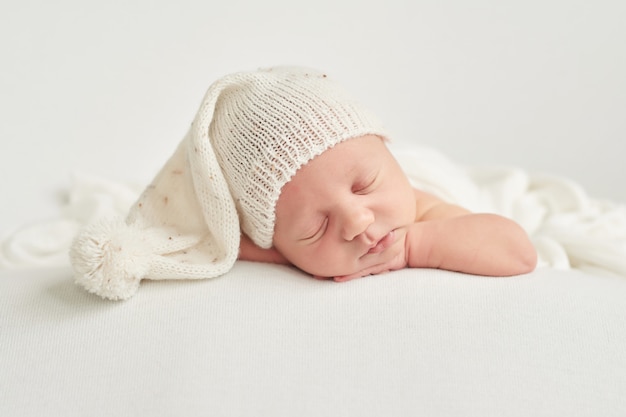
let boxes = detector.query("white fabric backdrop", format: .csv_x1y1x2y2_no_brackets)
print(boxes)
2,263,625,417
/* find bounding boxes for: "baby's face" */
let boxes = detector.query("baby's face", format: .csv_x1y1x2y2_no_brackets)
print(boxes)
273,135,416,280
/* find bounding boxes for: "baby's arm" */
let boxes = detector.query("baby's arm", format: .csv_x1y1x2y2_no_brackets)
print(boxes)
406,189,537,276
238,234,289,265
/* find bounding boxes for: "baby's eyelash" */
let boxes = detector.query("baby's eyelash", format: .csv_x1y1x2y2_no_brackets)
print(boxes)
353,175,377,194
301,217,328,242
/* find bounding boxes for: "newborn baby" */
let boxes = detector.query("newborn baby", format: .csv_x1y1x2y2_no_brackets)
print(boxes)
241,134,536,281
70,66,536,300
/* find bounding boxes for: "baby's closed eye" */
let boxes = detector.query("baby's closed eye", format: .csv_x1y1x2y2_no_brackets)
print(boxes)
352,172,379,195
300,217,328,243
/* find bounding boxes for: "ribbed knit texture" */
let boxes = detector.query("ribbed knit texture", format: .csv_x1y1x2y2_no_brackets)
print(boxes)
69,66,388,300
210,67,386,247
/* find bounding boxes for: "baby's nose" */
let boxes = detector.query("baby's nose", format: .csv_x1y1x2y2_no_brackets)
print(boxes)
340,206,374,242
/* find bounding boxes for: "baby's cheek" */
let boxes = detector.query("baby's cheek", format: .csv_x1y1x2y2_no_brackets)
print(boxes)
301,248,360,279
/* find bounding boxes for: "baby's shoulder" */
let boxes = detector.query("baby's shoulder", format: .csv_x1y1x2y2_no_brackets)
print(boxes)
412,187,470,221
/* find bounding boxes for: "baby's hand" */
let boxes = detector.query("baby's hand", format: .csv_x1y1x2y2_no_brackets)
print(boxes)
319,250,408,283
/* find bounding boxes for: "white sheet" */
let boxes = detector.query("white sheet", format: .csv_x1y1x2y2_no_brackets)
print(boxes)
2,264,625,416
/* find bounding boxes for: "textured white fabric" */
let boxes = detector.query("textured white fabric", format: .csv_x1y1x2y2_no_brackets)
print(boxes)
66,66,386,300
0,174,142,269
393,145,626,277
210,67,386,247
2,264,625,417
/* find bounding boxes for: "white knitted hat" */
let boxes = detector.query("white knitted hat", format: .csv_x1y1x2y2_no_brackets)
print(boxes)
69,66,388,300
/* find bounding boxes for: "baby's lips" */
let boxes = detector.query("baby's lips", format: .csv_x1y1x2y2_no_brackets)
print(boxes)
367,230,395,255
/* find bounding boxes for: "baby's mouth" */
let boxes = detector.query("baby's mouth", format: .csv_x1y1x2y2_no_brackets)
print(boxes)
366,230,395,255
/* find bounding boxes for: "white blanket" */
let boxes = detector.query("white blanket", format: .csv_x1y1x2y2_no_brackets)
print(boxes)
2,145,626,278
394,146,626,277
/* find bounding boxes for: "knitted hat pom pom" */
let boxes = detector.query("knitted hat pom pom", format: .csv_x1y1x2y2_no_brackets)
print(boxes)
68,66,388,300
69,219,153,300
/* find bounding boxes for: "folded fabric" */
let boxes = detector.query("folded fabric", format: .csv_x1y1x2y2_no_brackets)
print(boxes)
1,174,142,269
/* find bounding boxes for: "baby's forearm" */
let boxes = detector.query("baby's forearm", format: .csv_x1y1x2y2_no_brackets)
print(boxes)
239,234,290,265
405,214,537,276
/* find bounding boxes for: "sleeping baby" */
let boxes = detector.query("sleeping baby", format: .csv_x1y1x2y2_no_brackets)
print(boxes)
70,66,536,300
